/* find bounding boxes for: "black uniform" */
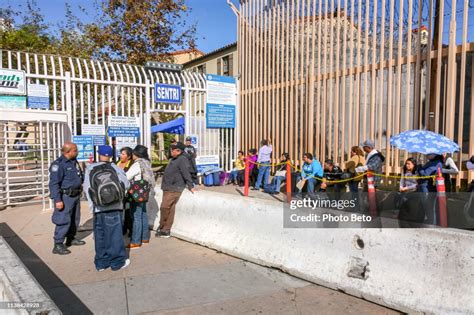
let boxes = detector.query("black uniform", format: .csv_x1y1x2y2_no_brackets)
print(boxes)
49,155,84,245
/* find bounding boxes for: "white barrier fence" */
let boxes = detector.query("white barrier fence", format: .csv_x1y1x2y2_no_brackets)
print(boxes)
152,188,474,314
0,49,238,208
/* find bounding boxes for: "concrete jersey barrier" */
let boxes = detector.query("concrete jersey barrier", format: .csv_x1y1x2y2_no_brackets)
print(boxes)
0,237,60,314
153,188,474,314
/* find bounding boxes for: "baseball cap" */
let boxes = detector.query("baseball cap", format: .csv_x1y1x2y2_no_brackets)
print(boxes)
98,145,113,157
171,142,186,151
185,136,192,141
360,139,375,149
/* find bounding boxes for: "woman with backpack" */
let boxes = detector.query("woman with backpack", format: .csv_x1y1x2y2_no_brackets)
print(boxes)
126,145,155,249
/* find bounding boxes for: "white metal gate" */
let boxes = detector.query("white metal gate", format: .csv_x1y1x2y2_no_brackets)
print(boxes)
0,49,238,208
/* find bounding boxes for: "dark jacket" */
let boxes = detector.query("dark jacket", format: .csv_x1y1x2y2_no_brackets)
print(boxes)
161,154,194,192
323,165,344,185
419,158,443,192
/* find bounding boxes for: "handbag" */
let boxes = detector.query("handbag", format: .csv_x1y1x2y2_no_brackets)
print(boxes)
127,163,151,203
275,170,287,177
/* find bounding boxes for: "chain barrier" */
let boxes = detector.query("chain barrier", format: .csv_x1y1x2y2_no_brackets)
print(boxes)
246,159,436,184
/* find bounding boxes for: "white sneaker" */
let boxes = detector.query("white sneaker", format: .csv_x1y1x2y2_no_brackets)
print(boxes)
120,258,131,270
97,268,106,272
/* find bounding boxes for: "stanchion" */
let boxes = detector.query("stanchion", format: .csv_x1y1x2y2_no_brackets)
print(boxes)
286,161,292,202
436,167,448,227
244,160,250,197
367,171,377,217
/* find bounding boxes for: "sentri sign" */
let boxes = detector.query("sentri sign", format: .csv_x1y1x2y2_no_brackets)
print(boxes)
0,69,26,95
154,83,182,104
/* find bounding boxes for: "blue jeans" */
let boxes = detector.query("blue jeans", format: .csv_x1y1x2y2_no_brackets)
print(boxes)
255,162,271,189
348,181,359,193
229,170,239,182
130,202,150,244
94,210,127,271
297,176,317,193
270,176,286,193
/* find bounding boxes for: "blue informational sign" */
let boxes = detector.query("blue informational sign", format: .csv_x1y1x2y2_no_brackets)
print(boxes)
154,83,182,104
27,96,50,109
195,155,220,175
107,126,140,137
72,136,94,161
206,103,236,128
206,74,236,129
92,136,106,146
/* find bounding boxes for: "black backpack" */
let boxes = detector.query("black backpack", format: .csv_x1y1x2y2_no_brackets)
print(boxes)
88,163,124,207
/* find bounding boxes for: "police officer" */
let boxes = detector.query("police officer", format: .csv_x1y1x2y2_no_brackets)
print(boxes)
49,142,86,255
184,136,198,185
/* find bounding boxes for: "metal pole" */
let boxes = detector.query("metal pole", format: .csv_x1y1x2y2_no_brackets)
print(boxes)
65,71,73,135
145,79,152,157
39,122,46,211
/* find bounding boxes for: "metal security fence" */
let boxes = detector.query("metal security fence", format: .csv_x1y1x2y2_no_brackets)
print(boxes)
0,121,65,208
0,50,238,208
238,0,474,185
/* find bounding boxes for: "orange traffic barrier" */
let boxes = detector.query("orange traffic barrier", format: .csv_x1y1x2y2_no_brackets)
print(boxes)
436,167,448,227
367,170,377,217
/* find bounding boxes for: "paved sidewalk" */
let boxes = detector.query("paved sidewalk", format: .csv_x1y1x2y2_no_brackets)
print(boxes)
0,202,399,315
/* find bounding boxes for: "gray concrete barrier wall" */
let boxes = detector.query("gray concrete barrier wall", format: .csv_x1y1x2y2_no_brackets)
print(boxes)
153,188,474,314
0,237,60,315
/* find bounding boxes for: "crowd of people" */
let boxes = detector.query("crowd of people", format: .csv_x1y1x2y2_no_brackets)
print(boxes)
48,135,474,269
49,138,197,272
227,138,474,226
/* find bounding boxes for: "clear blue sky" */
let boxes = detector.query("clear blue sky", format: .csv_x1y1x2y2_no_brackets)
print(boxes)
5,0,239,54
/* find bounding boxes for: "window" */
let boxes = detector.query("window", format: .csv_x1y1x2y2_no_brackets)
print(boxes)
197,64,206,74
222,56,230,76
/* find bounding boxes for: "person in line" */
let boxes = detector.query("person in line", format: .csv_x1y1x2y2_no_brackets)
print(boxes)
419,154,444,225
442,153,459,193
156,142,196,238
126,145,155,248
166,138,177,160
355,140,385,189
184,136,199,185
265,153,290,194
116,147,134,235
344,146,366,193
83,145,130,271
468,156,474,193
253,139,273,191
49,142,85,255
228,151,245,185
239,149,258,186
397,158,423,227
297,153,323,196
321,159,344,192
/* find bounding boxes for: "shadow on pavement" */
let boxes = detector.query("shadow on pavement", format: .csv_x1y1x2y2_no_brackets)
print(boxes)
0,223,92,315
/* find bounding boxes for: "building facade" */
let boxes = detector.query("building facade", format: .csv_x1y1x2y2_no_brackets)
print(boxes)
183,42,237,77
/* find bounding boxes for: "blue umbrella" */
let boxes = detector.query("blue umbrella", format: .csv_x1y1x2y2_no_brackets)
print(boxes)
390,130,459,154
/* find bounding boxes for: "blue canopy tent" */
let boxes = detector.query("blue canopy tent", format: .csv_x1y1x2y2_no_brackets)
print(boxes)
150,117,185,135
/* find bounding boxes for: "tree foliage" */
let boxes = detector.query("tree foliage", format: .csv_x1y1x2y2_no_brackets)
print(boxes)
89,0,196,64
0,0,197,65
